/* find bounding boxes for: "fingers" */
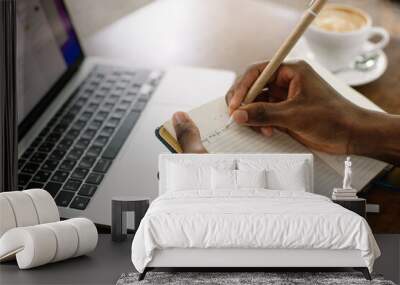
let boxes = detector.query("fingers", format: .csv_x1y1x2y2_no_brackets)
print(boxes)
255,87,288,103
261,127,274,137
226,62,269,114
172,112,207,153
232,102,290,127
226,62,305,113
275,65,303,100
274,65,298,88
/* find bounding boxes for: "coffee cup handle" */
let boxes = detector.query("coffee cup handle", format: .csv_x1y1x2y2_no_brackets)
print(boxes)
363,27,390,54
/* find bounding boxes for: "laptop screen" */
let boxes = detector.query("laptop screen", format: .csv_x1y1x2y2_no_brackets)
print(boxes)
17,0,83,138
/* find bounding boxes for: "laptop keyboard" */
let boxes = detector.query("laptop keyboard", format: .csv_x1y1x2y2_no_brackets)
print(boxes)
18,65,162,210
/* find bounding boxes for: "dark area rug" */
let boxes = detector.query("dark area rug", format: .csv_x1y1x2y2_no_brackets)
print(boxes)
117,272,396,285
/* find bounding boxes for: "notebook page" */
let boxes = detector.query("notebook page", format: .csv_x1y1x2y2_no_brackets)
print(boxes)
204,124,307,154
163,97,342,195
164,97,310,154
313,155,343,197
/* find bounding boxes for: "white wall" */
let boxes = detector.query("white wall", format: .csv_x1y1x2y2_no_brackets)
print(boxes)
64,0,153,40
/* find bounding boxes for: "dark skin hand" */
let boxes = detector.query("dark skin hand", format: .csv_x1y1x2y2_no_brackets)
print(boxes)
172,60,400,165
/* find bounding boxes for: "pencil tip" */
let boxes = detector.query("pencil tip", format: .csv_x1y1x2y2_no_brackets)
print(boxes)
226,116,234,128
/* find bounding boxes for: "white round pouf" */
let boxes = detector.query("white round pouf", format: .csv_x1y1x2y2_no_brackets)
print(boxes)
1,192,39,227
0,226,57,269
65,218,98,257
43,221,79,262
0,196,17,237
0,191,98,269
24,189,59,224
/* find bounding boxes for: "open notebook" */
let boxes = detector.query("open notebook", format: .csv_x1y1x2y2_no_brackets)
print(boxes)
156,60,388,197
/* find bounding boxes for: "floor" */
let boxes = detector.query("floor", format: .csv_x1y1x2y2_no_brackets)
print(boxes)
0,235,133,285
374,234,400,284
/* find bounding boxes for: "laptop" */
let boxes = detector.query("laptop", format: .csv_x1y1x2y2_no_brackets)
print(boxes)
16,0,235,227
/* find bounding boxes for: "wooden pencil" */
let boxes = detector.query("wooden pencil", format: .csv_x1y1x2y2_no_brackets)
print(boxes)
243,0,327,104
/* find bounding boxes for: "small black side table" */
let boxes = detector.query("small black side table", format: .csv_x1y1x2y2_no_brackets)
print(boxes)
332,198,366,218
112,196,150,242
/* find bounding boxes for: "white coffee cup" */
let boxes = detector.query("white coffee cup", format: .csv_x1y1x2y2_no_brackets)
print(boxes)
304,4,390,72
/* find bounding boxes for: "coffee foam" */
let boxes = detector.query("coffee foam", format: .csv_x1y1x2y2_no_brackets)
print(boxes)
313,6,367,33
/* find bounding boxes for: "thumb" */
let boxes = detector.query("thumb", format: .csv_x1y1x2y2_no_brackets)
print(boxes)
172,112,207,153
232,102,290,127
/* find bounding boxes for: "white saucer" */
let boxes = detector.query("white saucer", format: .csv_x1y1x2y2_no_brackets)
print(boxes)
291,40,388,87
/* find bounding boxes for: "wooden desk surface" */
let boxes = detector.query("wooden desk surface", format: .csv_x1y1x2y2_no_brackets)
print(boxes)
84,0,400,233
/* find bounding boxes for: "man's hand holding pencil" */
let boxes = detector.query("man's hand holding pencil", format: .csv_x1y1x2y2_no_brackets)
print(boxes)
171,0,400,164
172,60,387,157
